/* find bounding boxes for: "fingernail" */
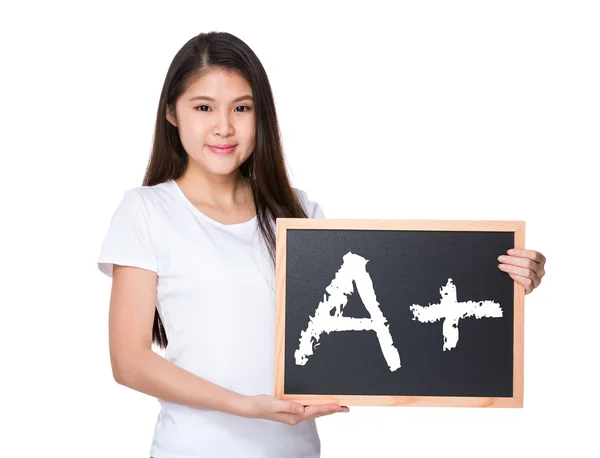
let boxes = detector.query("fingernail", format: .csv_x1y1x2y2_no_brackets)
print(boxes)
498,255,504,261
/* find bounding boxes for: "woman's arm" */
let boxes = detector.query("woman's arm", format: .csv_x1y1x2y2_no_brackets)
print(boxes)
108,265,348,423
109,264,246,414
109,265,245,415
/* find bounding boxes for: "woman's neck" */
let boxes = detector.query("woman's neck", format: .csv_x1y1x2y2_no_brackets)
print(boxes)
175,168,252,210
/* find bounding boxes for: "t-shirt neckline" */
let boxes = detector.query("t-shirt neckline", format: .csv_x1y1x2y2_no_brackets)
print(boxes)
168,179,258,229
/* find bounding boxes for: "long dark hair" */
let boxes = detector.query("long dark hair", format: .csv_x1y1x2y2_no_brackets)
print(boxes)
142,31,308,349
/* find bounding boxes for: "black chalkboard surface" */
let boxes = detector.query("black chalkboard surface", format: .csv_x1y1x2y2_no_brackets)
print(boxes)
274,219,525,408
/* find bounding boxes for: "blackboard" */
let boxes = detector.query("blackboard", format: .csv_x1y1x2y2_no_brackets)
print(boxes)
274,219,525,408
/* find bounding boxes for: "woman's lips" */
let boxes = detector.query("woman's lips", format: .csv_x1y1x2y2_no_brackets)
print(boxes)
208,145,236,155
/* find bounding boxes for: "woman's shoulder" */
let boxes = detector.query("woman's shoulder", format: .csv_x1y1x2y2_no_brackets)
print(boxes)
109,181,175,227
120,180,173,207
291,186,325,219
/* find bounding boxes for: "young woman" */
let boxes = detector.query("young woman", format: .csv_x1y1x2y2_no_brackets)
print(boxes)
97,31,546,458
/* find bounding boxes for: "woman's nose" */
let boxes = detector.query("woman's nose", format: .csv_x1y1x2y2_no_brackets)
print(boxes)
215,113,234,136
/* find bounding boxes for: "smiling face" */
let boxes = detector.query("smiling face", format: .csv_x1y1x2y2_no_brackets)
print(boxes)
166,67,256,179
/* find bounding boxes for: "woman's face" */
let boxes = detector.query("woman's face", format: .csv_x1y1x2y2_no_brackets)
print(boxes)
166,67,256,178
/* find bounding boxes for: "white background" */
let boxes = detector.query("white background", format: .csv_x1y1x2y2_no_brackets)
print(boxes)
2,1,599,457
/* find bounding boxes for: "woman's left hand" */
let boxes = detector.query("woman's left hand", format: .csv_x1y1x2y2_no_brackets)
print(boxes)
498,249,546,294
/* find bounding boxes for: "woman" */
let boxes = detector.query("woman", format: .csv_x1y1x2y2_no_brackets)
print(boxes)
97,31,546,458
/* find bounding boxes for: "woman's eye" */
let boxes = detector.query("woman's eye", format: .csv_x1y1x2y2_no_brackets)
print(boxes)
195,105,252,112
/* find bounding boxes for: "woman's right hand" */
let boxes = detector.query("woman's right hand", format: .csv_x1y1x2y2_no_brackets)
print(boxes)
239,394,349,425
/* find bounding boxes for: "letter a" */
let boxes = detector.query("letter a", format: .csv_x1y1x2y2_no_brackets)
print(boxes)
294,251,401,372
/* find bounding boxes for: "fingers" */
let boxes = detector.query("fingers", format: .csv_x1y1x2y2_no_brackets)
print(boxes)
507,248,546,265
303,404,348,420
498,262,535,278
276,401,305,415
509,273,536,294
257,396,349,426
498,255,538,270
498,253,545,276
501,264,541,293
498,249,546,295
274,404,349,426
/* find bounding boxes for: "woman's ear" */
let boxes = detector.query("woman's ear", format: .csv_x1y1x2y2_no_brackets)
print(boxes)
166,106,177,127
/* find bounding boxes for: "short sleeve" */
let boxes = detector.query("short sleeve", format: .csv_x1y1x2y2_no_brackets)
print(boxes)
311,201,325,219
294,187,326,219
97,189,159,278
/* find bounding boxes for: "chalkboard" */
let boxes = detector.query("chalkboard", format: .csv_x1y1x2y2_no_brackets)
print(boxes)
274,219,525,408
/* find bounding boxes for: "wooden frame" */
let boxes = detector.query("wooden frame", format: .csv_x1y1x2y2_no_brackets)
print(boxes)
274,219,525,408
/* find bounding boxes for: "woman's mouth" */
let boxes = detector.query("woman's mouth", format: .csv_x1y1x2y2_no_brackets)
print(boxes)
208,145,236,155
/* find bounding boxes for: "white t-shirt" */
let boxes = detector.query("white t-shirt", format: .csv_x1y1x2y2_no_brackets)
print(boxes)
97,179,325,458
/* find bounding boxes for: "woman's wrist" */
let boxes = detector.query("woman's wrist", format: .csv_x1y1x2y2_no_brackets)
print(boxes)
223,391,251,417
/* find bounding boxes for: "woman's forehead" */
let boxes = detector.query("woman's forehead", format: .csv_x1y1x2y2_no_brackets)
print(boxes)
184,67,251,99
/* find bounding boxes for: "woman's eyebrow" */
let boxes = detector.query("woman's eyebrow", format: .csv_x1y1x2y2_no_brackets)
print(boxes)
188,95,253,103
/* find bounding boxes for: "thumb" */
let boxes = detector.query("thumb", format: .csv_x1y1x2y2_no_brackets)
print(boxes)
276,401,305,415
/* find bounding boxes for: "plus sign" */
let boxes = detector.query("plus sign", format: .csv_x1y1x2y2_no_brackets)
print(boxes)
409,279,503,351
